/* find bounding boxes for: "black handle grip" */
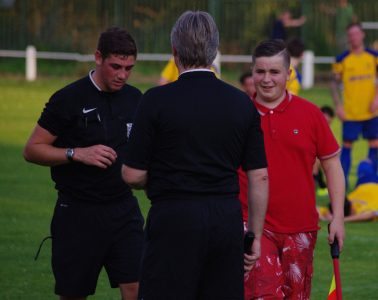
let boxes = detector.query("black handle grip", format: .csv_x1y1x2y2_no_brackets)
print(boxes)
328,223,340,259
244,231,255,255
330,239,340,259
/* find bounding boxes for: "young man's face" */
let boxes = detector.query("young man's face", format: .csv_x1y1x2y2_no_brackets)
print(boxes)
347,25,365,50
252,54,290,105
95,51,135,92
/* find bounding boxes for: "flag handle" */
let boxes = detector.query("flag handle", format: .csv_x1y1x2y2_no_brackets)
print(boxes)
330,237,342,300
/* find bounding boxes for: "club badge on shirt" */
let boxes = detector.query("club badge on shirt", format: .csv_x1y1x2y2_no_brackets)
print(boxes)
126,123,133,138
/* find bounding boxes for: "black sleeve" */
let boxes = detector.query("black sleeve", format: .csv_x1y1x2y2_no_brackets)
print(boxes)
124,90,157,170
37,91,71,136
241,103,267,171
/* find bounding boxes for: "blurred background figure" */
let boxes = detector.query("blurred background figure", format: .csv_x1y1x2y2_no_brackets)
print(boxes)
321,0,357,54
335,0,357,52
313,105,336,196
355,159,378,187
331,22,378,189
286,37,305,95
239,71,255,98
158,56,178,85
319,159,378,222
271,9,306,41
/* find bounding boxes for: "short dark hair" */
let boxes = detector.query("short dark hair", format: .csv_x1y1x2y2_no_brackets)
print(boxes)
328,197,352,217
286,37,305,58
97,27,137,59
252,39,290,70
239,71,252,85
320,105,335,118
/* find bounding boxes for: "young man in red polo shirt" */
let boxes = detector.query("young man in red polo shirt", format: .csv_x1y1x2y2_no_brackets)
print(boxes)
240,39,346,299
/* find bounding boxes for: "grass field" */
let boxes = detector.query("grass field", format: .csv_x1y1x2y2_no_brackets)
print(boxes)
0,67,377,299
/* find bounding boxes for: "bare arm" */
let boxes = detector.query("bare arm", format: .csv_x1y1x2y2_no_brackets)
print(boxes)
320,154,345,250
345,211,377,222
370,81,378,113
283,15,306,27
23,124,117,168
245,167,269,269
330,74,346,120
121,165,147,189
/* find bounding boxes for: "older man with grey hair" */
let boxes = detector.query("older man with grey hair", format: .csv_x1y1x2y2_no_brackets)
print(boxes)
122,10,268,299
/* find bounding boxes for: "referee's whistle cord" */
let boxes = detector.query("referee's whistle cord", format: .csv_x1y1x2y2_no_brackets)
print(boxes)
34,235,52,261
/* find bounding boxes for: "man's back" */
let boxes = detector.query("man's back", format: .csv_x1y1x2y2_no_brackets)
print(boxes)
127,71,265,201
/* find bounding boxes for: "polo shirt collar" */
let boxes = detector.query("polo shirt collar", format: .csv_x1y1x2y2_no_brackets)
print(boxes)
253,91,292,116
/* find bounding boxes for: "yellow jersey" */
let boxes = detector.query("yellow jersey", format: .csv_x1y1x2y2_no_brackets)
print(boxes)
160,57,179,83
348,183,378,219
332,49,378,121
287,65,301,95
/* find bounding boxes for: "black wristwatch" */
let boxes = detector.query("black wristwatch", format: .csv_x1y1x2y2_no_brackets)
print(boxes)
66,148,75,162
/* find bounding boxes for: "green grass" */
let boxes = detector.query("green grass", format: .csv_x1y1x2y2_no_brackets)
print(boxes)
0,73,377,299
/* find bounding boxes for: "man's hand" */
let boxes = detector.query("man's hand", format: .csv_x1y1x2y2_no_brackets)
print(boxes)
328,217,345,252
74,145,117,168
244,238,261,274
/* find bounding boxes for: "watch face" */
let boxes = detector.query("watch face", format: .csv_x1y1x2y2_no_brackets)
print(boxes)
66,148,74,161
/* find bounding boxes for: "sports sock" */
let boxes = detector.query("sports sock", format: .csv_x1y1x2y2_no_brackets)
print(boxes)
340,146,351,188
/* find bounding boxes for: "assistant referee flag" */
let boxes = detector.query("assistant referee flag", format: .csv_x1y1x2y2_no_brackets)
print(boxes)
328,275,337,300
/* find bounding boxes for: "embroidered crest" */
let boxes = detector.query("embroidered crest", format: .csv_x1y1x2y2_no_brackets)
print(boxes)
126,123,133,138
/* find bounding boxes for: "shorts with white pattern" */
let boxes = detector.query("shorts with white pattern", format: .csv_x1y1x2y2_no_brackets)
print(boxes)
244,229,317,300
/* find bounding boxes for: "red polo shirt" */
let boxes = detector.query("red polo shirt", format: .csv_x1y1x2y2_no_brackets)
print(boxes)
239,93,340,233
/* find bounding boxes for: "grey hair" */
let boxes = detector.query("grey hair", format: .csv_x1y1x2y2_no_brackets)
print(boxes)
170,10,219,68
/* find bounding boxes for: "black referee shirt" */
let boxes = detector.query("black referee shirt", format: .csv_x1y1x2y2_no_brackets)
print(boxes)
125,71,267,202
38,74,142,203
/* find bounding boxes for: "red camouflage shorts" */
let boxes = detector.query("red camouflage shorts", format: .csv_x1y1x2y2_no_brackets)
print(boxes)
244,229,317,300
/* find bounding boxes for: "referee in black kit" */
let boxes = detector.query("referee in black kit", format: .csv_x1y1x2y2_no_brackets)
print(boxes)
122,11,269,300
24,28,144,299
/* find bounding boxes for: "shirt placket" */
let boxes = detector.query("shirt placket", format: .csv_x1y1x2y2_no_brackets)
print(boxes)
268,109,278,140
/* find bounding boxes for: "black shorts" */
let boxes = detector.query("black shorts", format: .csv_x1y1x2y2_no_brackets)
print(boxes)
51,195,144,297
139,197,244,300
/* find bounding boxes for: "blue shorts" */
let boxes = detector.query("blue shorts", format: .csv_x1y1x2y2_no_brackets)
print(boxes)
342,117,378,142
